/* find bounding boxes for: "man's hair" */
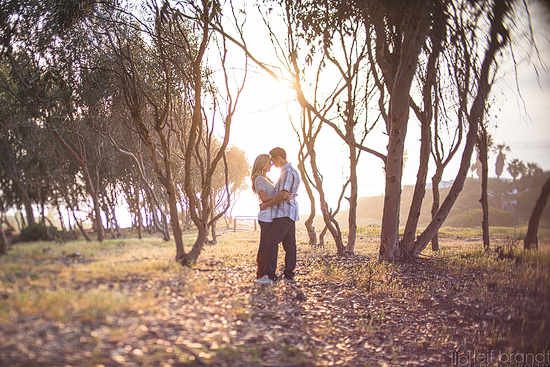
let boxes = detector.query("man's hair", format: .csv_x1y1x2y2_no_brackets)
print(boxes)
269,147,286,160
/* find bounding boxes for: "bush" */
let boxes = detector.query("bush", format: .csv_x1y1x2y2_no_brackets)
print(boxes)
444,207,520,228
16,224,59,243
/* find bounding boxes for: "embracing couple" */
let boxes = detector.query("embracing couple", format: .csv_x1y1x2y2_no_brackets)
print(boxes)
250,147,301,285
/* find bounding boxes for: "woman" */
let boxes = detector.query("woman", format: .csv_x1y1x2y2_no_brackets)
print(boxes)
251,154,275,279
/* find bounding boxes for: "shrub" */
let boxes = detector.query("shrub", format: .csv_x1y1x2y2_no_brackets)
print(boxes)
444,207,520,228
16,224,58,243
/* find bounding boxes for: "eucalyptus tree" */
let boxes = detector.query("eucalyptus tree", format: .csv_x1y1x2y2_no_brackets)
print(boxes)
235,0,382,254
409,0,515,257
0,84,37,227
88,1,190,252
87,0,247,264
212,0,523,260
102,95,172,240
429,106,463,251
171,0,246,265
0,0,115,241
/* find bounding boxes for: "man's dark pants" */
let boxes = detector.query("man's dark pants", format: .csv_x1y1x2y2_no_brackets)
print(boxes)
264,217,296,281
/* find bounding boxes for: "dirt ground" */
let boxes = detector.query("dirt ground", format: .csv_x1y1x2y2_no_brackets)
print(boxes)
0,232,548,367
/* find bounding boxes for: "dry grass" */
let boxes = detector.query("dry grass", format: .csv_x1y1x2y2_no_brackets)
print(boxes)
1,226,549,366
0,235,181,324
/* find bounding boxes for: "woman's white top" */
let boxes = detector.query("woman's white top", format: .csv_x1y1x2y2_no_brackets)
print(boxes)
254,175,275,223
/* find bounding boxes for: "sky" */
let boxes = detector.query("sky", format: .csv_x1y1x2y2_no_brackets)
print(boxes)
225,4,550,218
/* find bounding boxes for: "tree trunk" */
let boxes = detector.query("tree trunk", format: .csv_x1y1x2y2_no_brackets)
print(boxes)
430,172,442,251
345,138,358,254
72,211,91,242
21,186,35,227
56,199,66,232
379,20,427,261
297,144,318,246
412,0,509,256
319,227,328,247
0,219,8,255
210,221,218,245
136,181,142,239
402,115,431,252
90,188,104,242
181,224,208,265
401,3,445,253
478,130,490,250
524,176,550,250
311,143,344,255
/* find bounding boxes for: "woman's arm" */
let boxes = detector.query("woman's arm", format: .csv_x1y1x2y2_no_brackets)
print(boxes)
260,190,289,211
257,190,273,203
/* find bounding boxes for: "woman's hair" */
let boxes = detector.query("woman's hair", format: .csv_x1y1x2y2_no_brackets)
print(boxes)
251,154,272,193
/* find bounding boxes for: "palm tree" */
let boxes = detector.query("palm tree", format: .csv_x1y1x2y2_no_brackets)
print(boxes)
492,143,510,179
507,159,526,181
526,162,543,177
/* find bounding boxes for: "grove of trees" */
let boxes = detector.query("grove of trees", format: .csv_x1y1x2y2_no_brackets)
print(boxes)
0,0,548,262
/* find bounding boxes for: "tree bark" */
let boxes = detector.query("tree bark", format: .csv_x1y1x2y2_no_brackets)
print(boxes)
297,142,318,246
345,129,358,254
524,176,550,250
379,11,429,261
402,114,431,251
478,129,490,250
430,171,443,251
0,219,8,255
136,179,142,239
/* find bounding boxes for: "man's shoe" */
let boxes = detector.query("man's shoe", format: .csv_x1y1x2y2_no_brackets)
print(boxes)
254,275,274,285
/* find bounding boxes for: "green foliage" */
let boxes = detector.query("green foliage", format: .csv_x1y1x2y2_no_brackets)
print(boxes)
356,225,380,237
444,207,520,228
16,224,59,243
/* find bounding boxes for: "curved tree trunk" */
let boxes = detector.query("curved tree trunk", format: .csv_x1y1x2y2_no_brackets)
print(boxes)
402,115,431,252
524,176,550,250
401,2,444,253
297,142,318,246
309,137,344,255
412,0,510,256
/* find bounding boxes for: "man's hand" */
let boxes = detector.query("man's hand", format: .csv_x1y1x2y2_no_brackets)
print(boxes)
259,190,289,211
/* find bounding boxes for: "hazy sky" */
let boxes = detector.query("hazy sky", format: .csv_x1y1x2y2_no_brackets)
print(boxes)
226,4,550,217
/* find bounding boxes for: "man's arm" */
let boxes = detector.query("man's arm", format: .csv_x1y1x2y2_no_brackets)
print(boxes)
260,190,289,211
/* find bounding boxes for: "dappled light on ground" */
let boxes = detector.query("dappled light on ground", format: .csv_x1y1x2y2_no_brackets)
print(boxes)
0,230,549,366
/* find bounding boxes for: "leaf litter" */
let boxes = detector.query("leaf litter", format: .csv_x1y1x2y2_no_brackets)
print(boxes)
0,233,548,366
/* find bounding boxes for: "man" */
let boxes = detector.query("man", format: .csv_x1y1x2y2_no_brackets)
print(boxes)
254,147,300,284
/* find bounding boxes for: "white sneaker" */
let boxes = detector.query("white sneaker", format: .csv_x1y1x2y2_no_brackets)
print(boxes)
254,275,273,284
